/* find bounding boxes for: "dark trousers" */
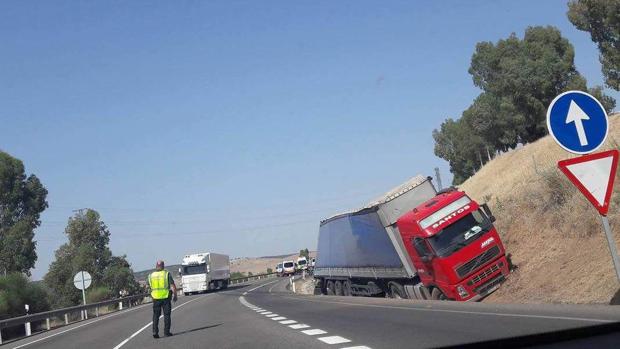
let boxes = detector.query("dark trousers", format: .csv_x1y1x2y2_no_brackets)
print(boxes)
152,297,172,335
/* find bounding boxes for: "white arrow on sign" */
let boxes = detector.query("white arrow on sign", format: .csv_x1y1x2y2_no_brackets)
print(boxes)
565,100,590,146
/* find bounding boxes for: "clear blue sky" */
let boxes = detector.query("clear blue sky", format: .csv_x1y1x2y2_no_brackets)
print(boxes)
2,1,618,280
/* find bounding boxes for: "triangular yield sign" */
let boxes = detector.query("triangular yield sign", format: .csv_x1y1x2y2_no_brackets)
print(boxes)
558,150,619,215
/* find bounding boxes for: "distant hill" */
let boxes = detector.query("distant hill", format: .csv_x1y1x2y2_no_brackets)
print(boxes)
134,264,182,283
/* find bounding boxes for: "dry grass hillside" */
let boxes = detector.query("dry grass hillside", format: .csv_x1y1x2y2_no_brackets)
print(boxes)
460,113,620,304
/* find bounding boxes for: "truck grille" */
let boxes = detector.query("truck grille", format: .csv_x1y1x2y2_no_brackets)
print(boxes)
474,275,505,295
468,262,501,286
455,245,500,278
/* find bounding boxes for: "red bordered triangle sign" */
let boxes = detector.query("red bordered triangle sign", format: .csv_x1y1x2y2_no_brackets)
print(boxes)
558,150,619,216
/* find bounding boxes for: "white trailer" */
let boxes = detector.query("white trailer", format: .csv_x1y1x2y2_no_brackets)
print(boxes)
181,252,230,295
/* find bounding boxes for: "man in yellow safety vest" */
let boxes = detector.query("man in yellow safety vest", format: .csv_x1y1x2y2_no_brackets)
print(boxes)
148,260,178,338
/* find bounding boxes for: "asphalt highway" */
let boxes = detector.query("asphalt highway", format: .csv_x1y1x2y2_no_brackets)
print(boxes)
6,277,620,349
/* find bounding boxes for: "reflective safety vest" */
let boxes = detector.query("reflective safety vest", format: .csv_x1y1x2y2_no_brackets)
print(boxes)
148,270,170,300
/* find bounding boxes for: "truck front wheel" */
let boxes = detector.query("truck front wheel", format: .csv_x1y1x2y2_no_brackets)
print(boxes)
431,287,448,300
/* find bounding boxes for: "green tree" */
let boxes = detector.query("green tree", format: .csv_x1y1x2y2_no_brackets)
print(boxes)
266,267,273,274
568,0,620,90
44,209,139,307
299,248,310,259
0,151,48,276
469,26,591,143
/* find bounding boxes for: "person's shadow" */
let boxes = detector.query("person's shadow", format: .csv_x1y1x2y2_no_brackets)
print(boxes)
173,324,222,337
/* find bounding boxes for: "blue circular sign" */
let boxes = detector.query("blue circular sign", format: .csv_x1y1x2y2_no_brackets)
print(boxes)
546,90,608,154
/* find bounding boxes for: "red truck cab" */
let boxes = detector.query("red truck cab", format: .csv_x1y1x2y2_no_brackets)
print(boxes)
397,189,509,301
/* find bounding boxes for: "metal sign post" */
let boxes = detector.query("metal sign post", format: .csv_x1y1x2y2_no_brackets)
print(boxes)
601,216,620,282
73,271,92,320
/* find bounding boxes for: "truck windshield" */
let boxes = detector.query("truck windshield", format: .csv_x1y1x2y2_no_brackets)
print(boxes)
428,209,491,257
298,260,306,265
284,262,294,268
183,264,206,275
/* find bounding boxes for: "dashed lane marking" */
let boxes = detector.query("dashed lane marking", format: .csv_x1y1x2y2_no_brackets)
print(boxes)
279,320,297,325
265,314,278,318
318,336,352,345
271,316,286,320
289,324,310,329
341,346,372,349
301,329,327,336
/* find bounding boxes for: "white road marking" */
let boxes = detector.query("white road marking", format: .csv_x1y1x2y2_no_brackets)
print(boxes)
259,311,272,315
279,296,616,324
279,320,297,324
271,316,286,320
112,295,206,349
246,279,280,293
243,292,248,295
318,336,351,345
341,346,372,349
265,314,278,318
289,324,310,329
301,329,327,336
10,303,151,349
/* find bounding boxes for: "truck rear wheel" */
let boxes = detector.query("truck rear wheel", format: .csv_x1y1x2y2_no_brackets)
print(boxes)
334,281,344,296
342,280,352,296
431,287,447,300
388,282,406,299
326,280,336,296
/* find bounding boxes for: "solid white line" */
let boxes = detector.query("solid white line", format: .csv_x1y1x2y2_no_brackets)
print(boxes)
289,324,310,329
318,336,351,344
10,303,151,349
279,296,616,324
341,346,372,349
265,314,278,318
112,296,206,349
246,279,280,293
271,316,286,320
279,320,297,324
302,329,327,336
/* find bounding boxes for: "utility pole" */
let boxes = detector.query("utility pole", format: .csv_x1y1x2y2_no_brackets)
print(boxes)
434,167,443,191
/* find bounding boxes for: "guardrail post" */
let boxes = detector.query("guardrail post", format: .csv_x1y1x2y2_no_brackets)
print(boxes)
119,301,123,310
46,318,51,330
96,306,99,317
1,329,3,344
64,313,69,325
25,321,31,336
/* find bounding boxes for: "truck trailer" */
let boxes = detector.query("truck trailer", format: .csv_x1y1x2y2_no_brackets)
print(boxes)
314,175,509,301
180,252,230,295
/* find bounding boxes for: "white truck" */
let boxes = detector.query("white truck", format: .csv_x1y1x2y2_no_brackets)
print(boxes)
180,252,230,296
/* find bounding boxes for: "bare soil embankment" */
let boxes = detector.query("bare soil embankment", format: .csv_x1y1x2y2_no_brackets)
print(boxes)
460,113,620,304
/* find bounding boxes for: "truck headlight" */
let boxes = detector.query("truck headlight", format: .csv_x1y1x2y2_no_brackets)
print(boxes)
457,285,469,298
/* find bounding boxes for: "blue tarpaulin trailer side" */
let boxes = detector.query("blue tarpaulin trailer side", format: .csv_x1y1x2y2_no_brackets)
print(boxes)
314,175,436,280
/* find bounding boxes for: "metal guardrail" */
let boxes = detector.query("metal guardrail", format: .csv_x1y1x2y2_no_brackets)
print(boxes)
0,293,147,345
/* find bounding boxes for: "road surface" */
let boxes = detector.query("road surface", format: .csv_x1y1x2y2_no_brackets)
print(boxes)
6,278,620,348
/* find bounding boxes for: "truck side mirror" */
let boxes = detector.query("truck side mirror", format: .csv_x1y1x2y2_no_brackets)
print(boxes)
413,238,434,262
481,203,496,223
420,255,433,263
178,267,182,276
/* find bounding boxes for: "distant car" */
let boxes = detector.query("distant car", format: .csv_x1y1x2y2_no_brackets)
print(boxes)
296,257,308,271
282,260,295,276
275,263,283,276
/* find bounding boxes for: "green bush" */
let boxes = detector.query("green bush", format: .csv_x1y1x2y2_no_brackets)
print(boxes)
86,286,110,303
0,273,50,339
